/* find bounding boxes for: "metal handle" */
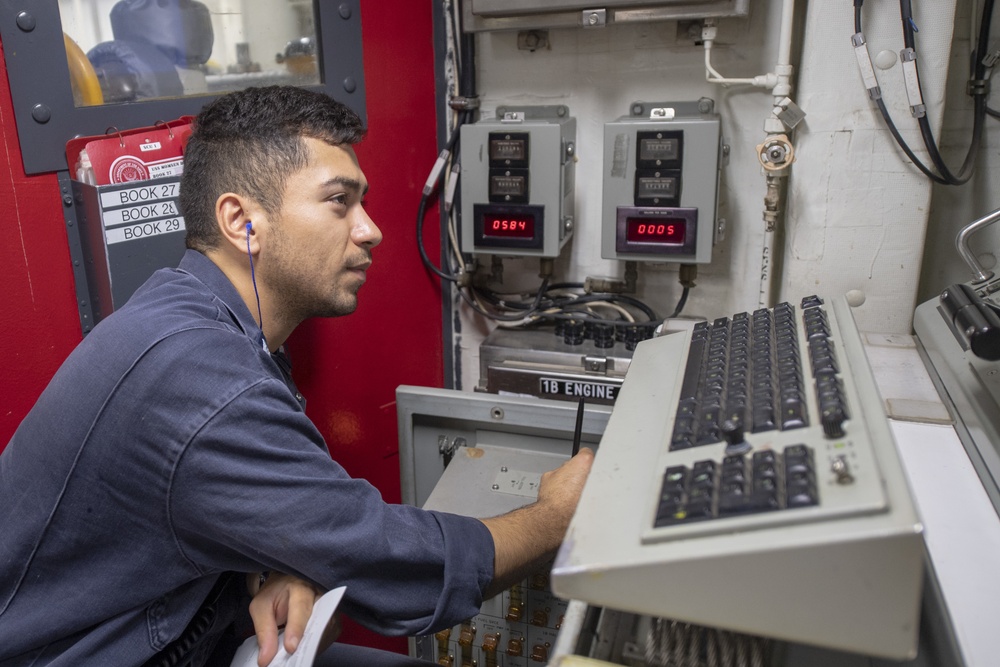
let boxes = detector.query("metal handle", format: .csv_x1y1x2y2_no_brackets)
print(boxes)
956,206,1000,283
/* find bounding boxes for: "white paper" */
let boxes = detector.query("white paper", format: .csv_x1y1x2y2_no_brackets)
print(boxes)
230,586,346,667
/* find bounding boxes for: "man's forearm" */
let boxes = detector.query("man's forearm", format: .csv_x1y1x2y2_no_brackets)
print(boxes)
479,448,594,599
480,501,567,599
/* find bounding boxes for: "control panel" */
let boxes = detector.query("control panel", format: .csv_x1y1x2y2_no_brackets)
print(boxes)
551,296,924,660
460,106,576,257
602,100,722,263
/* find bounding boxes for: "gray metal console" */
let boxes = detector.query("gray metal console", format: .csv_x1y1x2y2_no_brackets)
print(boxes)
551,296,924,660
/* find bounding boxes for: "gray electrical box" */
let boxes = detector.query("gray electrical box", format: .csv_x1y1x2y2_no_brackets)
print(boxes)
602,100,722,264
460,105,576,258
461,0,751,32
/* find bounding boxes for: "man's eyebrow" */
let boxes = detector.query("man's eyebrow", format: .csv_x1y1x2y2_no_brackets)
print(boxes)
321,176,369,196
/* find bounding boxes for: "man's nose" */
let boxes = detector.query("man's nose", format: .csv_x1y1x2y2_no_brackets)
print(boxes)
354,209,382,249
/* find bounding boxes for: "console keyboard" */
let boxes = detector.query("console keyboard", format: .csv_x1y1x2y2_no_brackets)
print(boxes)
551,295,924,659
655,296,849,527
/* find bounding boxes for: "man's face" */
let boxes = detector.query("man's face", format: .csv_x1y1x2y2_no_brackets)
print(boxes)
259,137,382,321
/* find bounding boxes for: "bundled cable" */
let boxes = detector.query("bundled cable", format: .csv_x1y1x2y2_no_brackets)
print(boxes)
852,0,996,185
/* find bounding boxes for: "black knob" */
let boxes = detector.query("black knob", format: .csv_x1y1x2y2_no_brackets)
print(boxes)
563,320,585,346
822,408,846,439
721,419,743,444
722,419,751,455
592,322,615,348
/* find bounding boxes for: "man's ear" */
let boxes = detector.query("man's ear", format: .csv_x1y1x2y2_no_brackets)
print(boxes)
216,193,259,255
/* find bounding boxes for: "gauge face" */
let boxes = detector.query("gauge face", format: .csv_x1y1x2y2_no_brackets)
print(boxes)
625,217,686,244
490,171,528,201
638,136,679,162
490,138,527,161
484,213,536,239
636,175,678,199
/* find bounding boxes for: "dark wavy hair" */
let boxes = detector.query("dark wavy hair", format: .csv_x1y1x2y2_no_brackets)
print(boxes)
180,86,365,252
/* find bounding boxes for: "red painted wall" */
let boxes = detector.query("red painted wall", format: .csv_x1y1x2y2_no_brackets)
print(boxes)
0,0,444,654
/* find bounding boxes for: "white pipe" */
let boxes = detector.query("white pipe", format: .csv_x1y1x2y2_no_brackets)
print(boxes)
771,0,796,102
701,2,799,308
776,0,796,71
760,0,799,307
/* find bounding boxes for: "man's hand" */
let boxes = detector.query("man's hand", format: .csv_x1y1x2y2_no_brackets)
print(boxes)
248,573,339,667
481,447,595,597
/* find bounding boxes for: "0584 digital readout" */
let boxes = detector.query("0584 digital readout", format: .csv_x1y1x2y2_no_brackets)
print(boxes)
483,214,536,239
473,203,545,251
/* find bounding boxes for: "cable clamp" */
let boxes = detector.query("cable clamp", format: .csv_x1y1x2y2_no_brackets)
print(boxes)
851,33,882,100
449,96,481,111
967,78,991,97
900,48,925,118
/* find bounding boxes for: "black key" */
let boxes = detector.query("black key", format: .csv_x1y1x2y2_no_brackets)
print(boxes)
685,497,715,521
752,406,777,433
780,398,807,430
654,502,686,526
784,444,811,458
670,434,694,450
786,486,819,508
753,462,778,482
662,466,689,493
753,475,778,493
752,450,777,466
746,489,780,512
690,468,716,490
801,295,824,308
718,493,750,516
676,398,698,417
673,415,695,436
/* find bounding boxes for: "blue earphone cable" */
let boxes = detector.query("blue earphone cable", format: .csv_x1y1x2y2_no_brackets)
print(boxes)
246,222,266,350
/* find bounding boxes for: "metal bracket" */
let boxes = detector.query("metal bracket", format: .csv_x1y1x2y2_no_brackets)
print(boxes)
582,9,607,27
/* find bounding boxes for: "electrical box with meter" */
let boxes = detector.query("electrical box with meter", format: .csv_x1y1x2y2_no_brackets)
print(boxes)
460,105,576,258
602,100,723,264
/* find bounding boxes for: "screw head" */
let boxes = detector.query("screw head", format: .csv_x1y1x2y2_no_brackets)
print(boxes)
338,3,352,19
31,104,51,124
16,11,35,31
342,77,357,93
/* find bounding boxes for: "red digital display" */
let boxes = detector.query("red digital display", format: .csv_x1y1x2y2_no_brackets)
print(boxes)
625,217,686,244
484,214,536,239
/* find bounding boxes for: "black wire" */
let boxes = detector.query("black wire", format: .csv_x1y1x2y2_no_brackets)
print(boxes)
856,0,995,186
874,98,951,184
549,293,660,322
897,0,989,185
416,195,460,282
988,106,1000,119
546,281,586,291
419,3,474,285
670,287,690,318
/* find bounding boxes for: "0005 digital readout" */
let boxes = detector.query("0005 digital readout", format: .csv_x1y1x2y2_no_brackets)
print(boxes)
483,215,536,239
625,217,686,244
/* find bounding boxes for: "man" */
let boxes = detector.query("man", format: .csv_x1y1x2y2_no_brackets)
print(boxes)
0,86,594,666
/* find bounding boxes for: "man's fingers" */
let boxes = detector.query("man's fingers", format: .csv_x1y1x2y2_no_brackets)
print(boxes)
282,581,319,653
248,598,280,667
